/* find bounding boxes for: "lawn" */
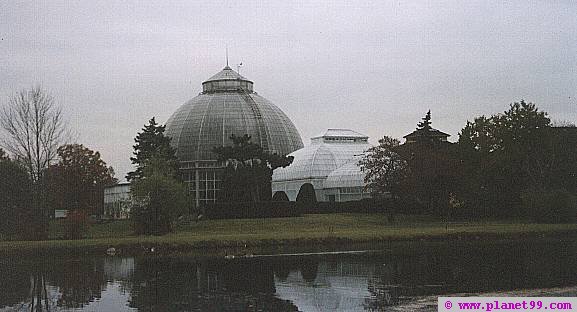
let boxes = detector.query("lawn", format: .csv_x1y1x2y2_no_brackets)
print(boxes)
2,213,577,255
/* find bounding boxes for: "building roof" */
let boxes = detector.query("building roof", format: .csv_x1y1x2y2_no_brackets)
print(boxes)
312,129,369,140
272,129,370,182
204,66,252,83
323,157,366,189
403,128,450,139
201,66,254,93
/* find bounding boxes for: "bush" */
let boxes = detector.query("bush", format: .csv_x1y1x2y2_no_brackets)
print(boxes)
130,157,190,235
303,198,387,214
0,159,32,239
521,188,577,223
64,210,90,239
204,201,300,219
204,197,430,220
299,197,424,215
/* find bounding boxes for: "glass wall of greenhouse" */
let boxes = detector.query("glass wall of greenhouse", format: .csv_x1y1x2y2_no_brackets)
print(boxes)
272,129,372,203
165,66,304,207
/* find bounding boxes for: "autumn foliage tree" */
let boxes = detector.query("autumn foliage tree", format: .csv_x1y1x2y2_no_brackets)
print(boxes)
361,112,458,216
44,144,117,215
359,136,409,198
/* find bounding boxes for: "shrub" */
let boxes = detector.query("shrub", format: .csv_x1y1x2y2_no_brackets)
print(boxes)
130,157,190,235
521,188,577,223
304,198,387,214
272,191,290,201
132,204,153,235
300,197,423,215
64,210,90,239
204,201,299,219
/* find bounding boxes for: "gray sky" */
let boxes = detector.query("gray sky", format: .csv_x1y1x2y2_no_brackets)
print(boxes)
1,1,576,180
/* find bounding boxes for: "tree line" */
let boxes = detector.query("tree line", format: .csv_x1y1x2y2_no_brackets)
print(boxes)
360,101,577,222
0,85,282,239
0,87,116,240
2,86,573,241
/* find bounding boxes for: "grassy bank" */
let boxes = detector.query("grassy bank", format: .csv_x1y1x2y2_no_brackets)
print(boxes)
2,213,577,256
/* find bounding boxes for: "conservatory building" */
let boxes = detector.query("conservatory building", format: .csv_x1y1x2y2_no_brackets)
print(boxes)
103,182,131,219
272,129,372,202
165,65,304,207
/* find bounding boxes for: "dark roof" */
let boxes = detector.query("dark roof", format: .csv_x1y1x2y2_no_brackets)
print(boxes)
403,128,450,139
549,126,577,132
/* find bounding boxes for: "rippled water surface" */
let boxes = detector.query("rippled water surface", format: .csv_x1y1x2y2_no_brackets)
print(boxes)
2,238,577,311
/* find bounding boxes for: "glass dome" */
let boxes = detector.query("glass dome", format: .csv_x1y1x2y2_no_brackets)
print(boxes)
165,66,304,163
165,66,304,207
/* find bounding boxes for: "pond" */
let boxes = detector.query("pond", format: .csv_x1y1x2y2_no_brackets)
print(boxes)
1,238,577,311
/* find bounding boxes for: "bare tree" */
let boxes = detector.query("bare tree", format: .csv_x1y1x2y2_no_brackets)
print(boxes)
0,86,69,182
0,86,70,239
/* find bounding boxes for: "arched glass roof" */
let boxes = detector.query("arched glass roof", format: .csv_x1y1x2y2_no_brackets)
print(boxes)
165,67,303,162
324,157,366,189
272,129,370,182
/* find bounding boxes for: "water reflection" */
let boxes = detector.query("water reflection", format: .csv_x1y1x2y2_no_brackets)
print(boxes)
0,256,108,311
1,239,577,311
126,257,297,311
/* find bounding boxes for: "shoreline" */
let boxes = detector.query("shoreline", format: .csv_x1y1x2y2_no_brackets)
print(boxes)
1,223,576,257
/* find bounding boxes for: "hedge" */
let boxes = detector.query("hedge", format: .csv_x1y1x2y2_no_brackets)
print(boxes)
203,201,300,219
202,198,416,219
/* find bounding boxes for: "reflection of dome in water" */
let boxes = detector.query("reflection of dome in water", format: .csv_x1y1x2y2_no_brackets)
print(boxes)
165,66,304,207
272,129,371,202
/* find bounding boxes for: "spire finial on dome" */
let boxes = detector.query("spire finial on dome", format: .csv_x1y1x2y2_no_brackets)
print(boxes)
226,46,229,67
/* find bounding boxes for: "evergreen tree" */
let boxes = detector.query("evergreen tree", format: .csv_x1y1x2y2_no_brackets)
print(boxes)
127,117,178,181
213,134,293,202
417,110,432,131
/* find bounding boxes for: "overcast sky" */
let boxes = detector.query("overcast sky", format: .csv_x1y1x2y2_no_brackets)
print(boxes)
1,1,576,180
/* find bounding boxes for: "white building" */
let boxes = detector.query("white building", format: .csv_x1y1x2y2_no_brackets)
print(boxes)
103,182,131,219
272,129,372,202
